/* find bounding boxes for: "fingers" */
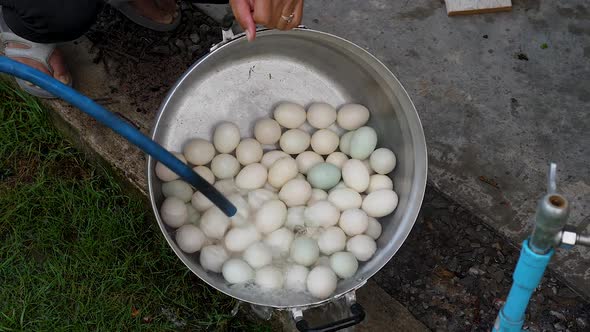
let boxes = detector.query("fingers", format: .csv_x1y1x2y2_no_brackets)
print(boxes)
230,0,257,41
286,0,304,30
253,0,273,26
48,49,71,84
277,0,298,30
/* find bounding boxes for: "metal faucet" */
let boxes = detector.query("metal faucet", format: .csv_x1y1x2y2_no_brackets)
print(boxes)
493,163,589,332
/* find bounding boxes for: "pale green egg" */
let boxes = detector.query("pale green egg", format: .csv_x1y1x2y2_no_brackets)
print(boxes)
350,126,377,160
307,163,342,190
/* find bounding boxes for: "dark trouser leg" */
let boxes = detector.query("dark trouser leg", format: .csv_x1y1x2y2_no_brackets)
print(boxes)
0,0,103,43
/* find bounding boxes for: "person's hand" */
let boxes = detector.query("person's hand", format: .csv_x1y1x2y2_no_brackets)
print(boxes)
230,0,304,41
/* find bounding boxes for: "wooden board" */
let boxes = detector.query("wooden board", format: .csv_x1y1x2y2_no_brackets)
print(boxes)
445,0,512,16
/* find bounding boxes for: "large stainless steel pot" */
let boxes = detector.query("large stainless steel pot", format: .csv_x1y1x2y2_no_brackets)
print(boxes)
147,27,427,326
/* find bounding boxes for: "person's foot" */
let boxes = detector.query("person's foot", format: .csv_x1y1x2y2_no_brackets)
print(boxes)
129,0,178,24
6,42,71,85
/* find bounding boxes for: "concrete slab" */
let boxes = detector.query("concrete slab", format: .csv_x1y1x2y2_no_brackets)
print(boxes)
301,0,590,297
36,0,588,304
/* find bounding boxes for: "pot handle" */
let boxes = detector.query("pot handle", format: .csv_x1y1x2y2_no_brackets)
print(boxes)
292,292,366,332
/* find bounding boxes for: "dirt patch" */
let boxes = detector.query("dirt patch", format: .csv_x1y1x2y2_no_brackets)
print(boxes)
375,186,590,331
85,2,223,115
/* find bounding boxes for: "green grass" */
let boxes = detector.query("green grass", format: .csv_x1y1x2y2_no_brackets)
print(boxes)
0,80,268,331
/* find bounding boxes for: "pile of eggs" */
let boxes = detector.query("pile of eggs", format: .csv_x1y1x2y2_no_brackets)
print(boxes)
157,102,398,300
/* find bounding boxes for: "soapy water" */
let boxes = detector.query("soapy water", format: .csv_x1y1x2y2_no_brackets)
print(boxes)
229,281,317,307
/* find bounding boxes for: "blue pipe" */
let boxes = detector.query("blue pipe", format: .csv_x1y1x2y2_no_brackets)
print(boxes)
0,56,236,217
492,239,553,332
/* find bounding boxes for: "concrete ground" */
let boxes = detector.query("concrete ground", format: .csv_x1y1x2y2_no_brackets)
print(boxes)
298,0,589,298
18,0,587,329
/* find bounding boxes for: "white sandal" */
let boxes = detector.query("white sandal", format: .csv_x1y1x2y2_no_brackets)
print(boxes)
0,10,72,99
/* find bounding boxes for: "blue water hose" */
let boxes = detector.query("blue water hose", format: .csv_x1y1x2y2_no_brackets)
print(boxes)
492,240,553,332
0,56,236,217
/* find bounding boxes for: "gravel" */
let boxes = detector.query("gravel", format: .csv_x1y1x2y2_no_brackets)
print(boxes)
85,2,222,114
374,186,590,331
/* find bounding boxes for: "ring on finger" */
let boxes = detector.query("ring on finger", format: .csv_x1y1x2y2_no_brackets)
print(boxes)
281,13,295,23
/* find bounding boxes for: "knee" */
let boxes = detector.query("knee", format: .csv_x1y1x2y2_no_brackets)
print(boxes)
10,0,103,42
41,0,103,38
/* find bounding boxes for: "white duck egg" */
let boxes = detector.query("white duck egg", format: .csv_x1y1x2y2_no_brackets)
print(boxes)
367,174,394,193
342,159,370,193
329,181,348,193
315,256,331,268
362,190,399,218
317,226,346,255
307,163,341,190
327,188,363,211
365,217,382,239
255,200,287,234
186,203,201,226
307,103,337,129
222,258,254,284
200,207,230,240
274,102,306,128
210,154,240,179
306,266,337,299
264,182,278,193
224,225,261,253
155,152,186,182
285,206,306,230
295,151,324,174
162,180,193,203
279,179,312,207
268,157,298,188
175,224,206,253
290,237,320,266
308,189,328,205
255,265,284,289
304,200,340,228
214,179,239,196
339,208,369,236
261,150,290,168
310,129,340,155
284,264,309,292
337,104,370,130
247,189,278,210
200,244,229,273
264,227,294,257
227,193,250,227
349,126,378,160
213,122,241,153
339,131,355,155
236,163,268,190
279,129,311,155
236,139,263,165
326,152,349,169
254,118,282,145
346,234,377,261
183,138,216,166
370,148,396,174
191,191,214,212
243,242,273,269
193,166,215,184
161,197,188,228
330,251,358,279
362,159,375,175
